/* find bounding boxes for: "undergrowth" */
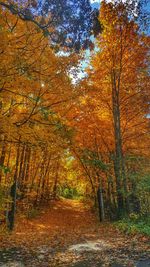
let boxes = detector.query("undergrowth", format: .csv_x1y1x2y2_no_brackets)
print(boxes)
115,214,150,236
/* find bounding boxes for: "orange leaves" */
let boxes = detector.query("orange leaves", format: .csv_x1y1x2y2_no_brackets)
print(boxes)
0,4,75,143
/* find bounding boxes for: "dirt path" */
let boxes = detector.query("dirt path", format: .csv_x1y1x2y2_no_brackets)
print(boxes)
0,199,149,267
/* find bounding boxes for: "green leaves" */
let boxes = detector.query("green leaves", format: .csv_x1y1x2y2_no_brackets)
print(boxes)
137,174,150,192
116,216,150,236
81,149,108,171
0,165,11,174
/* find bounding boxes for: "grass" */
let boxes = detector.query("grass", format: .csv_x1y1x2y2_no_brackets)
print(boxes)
115,214,150,236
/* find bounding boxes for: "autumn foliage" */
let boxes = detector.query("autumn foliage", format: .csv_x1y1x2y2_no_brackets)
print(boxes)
0,0,149,230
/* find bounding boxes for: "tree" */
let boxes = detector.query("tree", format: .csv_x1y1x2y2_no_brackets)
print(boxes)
87,0,149,216
0,0,102,51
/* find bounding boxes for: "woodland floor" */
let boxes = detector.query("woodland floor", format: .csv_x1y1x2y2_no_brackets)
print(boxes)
0,199,149,267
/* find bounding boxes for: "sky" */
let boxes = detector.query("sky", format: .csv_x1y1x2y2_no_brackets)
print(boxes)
90,0,100,9
90,0,100,3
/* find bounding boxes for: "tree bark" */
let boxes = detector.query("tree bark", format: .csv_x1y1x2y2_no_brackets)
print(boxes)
0,137,6,184
111,72,128,216
7,142,20,231
97,187,105,222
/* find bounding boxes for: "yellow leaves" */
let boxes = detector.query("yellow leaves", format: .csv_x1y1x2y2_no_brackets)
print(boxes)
0,4,76,152
79,95,88,105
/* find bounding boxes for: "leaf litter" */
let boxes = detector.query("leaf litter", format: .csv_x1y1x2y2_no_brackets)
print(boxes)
0,199,149,267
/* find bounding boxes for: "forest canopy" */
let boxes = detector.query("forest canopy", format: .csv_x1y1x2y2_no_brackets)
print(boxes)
0,0,102,51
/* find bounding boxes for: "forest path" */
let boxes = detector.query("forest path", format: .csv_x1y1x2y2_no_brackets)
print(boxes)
0,199,149,267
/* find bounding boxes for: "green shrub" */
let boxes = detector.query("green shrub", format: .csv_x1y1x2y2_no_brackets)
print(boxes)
59,186,82,200
115,215,150,236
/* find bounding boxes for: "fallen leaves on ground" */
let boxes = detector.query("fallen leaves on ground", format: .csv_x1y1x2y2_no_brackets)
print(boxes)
0,199,149,267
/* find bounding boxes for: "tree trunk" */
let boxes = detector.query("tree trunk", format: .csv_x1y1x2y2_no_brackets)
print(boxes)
41,154,51,201
0,138,6,184
97,187,105,222
112,75,127,216
7,142,20,231
53,159,60,199
18,144,26,188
